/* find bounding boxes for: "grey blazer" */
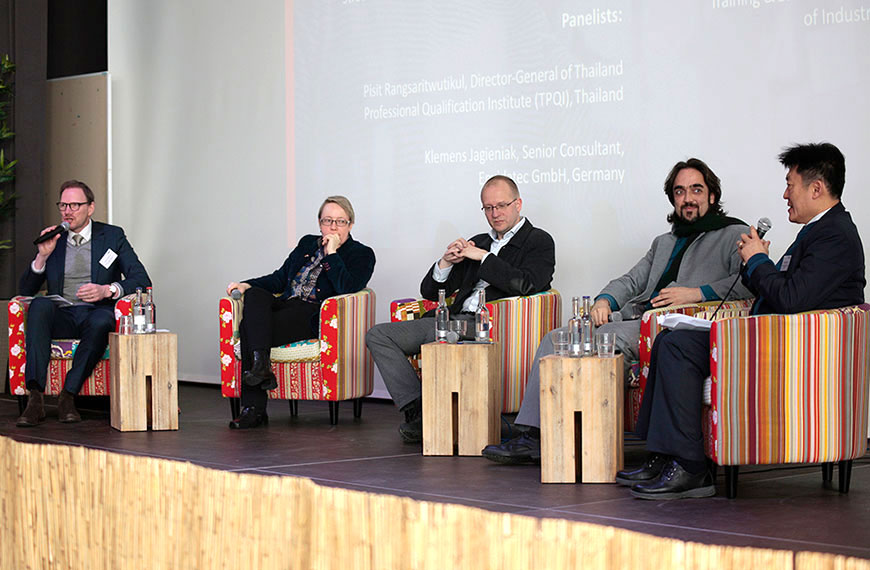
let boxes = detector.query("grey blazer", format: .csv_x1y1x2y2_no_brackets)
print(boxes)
597,224,752,319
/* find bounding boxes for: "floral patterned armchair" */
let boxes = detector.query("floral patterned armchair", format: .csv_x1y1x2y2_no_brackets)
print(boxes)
219,289,375,425
8,295,135,412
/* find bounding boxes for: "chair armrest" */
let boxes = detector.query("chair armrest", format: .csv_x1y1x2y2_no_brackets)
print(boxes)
637,299,753,388
390,294,455,322
486,289,562,343
219,296,241,394
8,298,29,395
318,289,376,390
708,304,870,465
390,298,433,322
113,294,136,331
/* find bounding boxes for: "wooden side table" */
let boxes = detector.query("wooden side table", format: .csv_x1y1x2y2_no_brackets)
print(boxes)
539,354,623,483
420,341,501,456
109,332,179,431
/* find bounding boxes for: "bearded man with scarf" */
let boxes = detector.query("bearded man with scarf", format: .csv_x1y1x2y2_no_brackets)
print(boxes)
483,158,752,465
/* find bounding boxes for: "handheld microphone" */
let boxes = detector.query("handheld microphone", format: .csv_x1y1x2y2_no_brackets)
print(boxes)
710,217,773,320
34,221,71,245
756,217,772,239
230,289,242,300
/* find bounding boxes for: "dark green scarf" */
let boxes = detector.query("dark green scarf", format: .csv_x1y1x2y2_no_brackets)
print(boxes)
652,213,746,295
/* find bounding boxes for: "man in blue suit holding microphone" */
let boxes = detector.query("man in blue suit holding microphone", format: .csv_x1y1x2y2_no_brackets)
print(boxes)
16,180,151,427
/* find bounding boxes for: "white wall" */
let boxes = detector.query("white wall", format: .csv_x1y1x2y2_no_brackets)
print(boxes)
109,0,287,382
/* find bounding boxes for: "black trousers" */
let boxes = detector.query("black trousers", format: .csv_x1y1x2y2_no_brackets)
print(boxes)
634,329,711,462
239,287,319,409
24,299,115,394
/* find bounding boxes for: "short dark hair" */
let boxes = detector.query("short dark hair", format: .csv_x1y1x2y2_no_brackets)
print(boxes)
59,180,95,203
778,142,845,199
663,158,725,223
482,175,520,199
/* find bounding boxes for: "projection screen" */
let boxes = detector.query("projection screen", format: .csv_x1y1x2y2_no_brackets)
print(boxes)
110,0,870,392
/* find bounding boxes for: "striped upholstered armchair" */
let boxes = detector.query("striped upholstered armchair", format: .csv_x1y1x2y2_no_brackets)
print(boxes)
706,304,870,498
390,290,561,412
219,289,376,424
625,300,754,430
8,295,135,413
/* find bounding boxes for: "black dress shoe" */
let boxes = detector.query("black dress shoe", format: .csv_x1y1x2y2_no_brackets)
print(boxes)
398,399,422,443
482,432,541,464
229,406,269,429
615,453,670,486
630,459,715,500
16,390,46,427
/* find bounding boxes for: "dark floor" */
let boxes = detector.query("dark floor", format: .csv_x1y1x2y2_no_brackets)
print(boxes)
2,383,869,559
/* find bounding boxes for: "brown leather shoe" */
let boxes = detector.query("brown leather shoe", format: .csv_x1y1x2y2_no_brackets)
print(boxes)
57,390,82,423
16,390,46,427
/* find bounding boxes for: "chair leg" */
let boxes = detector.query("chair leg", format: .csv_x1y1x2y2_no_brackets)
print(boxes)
289,400,298,417
328,401,339,425
838,460,853,494
821,462,834,485
229,397,240,419
353,398,363,419
18,395,27,415
725,466,739,499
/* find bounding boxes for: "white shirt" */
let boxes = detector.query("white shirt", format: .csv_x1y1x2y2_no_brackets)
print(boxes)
68,220,93,245
432,217,527,312
807,204,834,225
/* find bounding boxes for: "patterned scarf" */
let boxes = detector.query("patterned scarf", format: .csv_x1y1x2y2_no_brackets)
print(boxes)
289,246,326,302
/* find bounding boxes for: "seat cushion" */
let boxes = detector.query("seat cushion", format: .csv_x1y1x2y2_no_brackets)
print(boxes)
232,339,321,363
50,339,111,360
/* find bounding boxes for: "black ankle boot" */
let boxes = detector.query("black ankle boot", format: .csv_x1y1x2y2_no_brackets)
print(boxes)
229,406,269,429
243,350,278,390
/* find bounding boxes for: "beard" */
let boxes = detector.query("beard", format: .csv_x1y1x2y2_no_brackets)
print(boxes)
676,204,701,223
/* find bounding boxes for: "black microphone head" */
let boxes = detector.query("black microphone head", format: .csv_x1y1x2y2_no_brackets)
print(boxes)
230,289,242,300
756,217,772,238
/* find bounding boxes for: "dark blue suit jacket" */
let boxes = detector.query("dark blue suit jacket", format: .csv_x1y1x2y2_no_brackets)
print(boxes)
743,202,865,314
19,221,152,307
244,234,376,301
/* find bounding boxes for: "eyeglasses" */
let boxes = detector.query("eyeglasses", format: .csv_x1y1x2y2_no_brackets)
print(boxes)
481,198,518,215
319,218,350,227
56,201,90,212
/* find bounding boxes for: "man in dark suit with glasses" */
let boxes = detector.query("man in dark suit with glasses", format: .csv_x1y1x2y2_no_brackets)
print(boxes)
16,179,151,427
366,175,556,443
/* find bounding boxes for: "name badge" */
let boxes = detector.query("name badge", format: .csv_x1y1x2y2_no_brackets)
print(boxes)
780,255,791,271
100,249,118,269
